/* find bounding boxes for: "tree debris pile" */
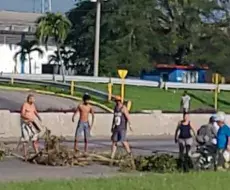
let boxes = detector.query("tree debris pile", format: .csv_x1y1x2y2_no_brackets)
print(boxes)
0,143,5,160
26,130,181,172
0,142,12,160
27,129,136,169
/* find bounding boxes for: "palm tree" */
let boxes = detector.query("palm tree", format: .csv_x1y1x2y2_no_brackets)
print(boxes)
14,40,44,74
48,51,60,65
35,12,72,82
48,47,76,75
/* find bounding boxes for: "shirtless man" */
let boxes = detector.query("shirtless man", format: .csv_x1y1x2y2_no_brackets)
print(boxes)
72,93,95,153
20,94,42,160
111,96,133,159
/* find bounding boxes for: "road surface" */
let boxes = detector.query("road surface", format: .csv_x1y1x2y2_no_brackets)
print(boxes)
0,89,106,112
0,138,177,182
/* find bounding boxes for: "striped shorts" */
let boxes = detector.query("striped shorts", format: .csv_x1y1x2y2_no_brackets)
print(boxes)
21,121,39,142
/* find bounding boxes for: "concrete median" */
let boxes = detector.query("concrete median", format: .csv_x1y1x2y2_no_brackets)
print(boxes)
0,110,216,139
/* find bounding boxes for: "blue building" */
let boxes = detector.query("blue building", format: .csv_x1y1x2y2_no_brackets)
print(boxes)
140,64,208,83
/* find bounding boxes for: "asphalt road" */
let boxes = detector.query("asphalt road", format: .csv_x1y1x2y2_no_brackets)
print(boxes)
0,89,106,112
0,138,177,182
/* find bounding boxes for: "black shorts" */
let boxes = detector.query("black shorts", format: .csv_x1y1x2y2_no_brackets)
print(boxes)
111,129,127,142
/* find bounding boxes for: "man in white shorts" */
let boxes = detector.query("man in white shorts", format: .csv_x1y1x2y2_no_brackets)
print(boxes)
181,91,191,113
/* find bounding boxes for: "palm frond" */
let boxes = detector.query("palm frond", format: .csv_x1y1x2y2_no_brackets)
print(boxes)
13,51,21,62
31,47,44,58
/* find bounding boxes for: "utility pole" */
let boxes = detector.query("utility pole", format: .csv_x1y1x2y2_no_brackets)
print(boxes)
93,0,101,77
41,0,52,13
41,0,45,13
48,0,52,12
33,0,36,12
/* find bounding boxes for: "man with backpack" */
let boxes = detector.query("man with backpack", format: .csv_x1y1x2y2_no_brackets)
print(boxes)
196,116,218,146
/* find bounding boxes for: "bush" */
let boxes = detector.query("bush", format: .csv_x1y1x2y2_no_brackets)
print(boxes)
135,154,178,173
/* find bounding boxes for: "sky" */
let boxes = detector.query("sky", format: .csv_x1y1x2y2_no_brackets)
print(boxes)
0,0,77,13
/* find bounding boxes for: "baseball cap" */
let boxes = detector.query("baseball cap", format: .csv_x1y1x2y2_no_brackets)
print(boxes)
114,95,122,101
210,114,217,122
215,111,226,122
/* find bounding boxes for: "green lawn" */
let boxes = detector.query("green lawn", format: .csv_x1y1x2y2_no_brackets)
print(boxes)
1,172,230,190
78,82,230,113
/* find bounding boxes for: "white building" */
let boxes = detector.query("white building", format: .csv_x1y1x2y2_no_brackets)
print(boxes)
0,44,56,74
0,10,56,74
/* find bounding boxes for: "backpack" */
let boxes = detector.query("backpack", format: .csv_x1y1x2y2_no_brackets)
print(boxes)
196,124,214,144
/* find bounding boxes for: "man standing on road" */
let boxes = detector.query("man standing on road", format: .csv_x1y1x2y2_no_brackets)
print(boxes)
20,94,42,161
196,115,218,146
181,91,191,113
72,93,95,153
215,111,230,170
111,96,133,159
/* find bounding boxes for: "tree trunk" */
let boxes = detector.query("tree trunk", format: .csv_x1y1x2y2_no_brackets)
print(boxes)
20,54,25,74
28,54,32,74
14,60,18,74
57,45,66,83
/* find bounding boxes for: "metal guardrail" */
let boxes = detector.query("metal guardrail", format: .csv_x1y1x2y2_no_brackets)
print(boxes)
0,73,159,87
2,73,230,91
0,77,109,100
165,82,217,90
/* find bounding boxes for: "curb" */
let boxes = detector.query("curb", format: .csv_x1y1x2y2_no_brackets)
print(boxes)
0,85,113,113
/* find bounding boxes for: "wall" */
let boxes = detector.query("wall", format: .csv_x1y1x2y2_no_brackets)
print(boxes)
0,111,216,139
198,70,207,83
140,72,161,82
0,44,56,74
141,69,174,82
141,69,207,83
168,69,178,82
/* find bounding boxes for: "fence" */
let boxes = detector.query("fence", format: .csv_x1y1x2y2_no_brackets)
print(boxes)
0,77,109,100
1,73,230,91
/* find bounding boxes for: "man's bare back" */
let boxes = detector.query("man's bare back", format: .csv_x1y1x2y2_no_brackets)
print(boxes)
78,104,92,122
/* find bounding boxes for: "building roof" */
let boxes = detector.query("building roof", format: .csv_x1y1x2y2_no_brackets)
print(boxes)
0,11,44,44
155,64,209,70
0,10,43,24
0,11,43,33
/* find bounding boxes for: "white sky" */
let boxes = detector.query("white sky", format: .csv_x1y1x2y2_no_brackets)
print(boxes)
0,0,77,13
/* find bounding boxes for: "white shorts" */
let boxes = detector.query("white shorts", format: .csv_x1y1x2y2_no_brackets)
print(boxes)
21,121,39,142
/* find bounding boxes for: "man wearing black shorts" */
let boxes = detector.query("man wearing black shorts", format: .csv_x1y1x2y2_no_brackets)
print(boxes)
110,96,133,159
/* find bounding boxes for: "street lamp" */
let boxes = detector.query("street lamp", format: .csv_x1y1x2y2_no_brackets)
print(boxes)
91,0,102,77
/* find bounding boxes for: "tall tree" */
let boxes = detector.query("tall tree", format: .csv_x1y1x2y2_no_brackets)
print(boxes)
67,0,230,76
67,1,95,75
67,0,160,76
155,0,228,64
48,47,75,67
36,12,72,82
14,40,43,74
